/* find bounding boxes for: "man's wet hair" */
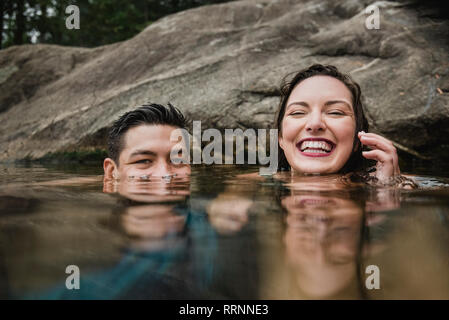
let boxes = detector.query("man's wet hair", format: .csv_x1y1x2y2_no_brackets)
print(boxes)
108,103,187,165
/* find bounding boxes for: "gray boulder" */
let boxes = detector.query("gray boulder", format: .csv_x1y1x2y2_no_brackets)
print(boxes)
0,0,448,161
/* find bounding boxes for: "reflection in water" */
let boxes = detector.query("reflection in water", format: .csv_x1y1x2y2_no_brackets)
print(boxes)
280,189,367,299
0,166,448,299
104,176,193,253
21,176,219,299
261,175,449,299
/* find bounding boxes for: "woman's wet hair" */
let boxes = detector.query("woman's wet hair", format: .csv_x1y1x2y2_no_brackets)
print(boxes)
275,64,369,173
108,103,187,165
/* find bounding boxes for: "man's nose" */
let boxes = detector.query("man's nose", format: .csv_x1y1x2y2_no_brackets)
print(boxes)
305,110,326,132
151,160,173,177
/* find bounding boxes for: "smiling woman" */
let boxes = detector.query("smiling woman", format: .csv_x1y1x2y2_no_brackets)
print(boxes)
279,75,358,174
275,64,415,187
276,64,368,174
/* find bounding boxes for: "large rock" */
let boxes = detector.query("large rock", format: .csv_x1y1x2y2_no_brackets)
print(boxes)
0,0,448,161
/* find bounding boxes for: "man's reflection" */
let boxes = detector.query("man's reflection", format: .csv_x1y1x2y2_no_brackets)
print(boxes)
30,177,218,299
104,176,191,251
103,174,190,202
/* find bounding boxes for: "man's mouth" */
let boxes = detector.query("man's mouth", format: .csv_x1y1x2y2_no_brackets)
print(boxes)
296,138,335,157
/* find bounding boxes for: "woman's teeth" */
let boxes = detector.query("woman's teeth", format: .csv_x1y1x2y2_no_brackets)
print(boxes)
300,140,332,152
303,149,328,154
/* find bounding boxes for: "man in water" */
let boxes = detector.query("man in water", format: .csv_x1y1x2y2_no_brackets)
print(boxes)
103,103,191,181
38,103,190,187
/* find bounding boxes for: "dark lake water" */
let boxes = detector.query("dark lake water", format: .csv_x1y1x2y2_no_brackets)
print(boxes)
0,163,448,299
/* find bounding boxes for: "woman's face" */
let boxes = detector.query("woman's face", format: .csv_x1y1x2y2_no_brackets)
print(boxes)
279,76,356,174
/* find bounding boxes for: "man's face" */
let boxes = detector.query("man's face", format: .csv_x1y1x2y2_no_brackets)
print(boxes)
106,124,191,180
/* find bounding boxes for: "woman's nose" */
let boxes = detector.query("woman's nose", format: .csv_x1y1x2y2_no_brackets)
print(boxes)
305,110,326,132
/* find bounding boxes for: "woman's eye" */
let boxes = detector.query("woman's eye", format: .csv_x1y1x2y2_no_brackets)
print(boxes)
328,111,344,115
290,111,306,116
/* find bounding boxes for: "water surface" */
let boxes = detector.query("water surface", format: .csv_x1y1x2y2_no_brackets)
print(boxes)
1,163,448,299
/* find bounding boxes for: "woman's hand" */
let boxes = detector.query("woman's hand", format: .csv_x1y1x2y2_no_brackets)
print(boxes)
358,131,400,183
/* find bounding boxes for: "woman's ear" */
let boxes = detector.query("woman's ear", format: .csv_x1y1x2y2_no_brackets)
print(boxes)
103,158,118,180
278,134,285,150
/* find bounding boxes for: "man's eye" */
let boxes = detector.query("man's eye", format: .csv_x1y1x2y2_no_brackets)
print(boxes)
135,159,152,164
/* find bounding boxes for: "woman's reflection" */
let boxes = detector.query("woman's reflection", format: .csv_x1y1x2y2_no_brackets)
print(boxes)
281,190,367,299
